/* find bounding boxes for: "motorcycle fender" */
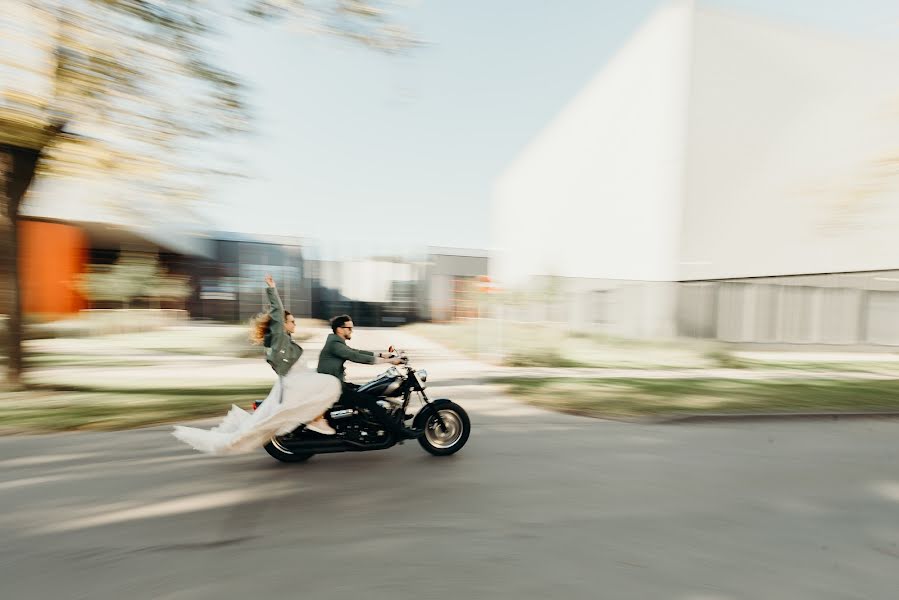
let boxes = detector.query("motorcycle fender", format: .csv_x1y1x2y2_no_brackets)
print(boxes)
413,399,454,429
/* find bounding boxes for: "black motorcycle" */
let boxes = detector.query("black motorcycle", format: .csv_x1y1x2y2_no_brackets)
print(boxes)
257,350,471,463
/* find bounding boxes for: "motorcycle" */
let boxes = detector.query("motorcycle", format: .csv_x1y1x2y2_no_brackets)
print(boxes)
255,349,471,463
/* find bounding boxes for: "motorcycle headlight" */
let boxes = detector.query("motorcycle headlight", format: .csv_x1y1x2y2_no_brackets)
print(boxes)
417,370,428,389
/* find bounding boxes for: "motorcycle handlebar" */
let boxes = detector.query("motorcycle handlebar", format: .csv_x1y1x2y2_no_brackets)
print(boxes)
386,346,410,365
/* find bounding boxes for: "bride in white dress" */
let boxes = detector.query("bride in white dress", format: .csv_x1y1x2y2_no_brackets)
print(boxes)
172,275,341,455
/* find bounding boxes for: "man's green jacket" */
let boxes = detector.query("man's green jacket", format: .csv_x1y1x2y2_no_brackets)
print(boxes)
317,333,375,383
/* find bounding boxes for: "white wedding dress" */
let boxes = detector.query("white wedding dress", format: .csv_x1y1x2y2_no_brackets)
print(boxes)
172,365,341,455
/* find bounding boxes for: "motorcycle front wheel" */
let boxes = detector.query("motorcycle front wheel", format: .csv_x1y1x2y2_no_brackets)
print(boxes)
417,402,470,456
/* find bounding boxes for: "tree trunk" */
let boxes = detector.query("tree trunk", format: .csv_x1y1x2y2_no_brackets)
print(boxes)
1,144,41,388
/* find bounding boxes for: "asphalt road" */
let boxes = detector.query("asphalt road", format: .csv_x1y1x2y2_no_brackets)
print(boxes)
3,330,899,599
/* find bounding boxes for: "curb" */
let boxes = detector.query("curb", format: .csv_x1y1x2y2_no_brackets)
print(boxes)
649,412,899,424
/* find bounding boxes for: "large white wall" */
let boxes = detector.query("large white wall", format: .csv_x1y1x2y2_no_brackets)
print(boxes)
493,2,899,287
492,0,695,286
678,9,899,280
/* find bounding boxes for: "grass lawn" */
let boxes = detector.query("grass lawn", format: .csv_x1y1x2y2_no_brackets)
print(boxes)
0,383,273,433
494,376,899,420
406,321,718,369
408,321,899,375
0,323,299,433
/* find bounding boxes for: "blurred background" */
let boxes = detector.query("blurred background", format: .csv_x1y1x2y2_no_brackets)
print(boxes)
2,0,899,418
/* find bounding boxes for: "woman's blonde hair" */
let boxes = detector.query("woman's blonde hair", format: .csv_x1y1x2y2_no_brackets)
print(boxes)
249,311,292,346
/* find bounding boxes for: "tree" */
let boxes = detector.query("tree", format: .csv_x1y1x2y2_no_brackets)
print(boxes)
0,0,419,386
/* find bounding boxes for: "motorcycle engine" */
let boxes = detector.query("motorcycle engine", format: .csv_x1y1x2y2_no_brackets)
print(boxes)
337,416,387,443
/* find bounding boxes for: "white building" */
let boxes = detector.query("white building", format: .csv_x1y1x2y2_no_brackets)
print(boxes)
492,1,899,345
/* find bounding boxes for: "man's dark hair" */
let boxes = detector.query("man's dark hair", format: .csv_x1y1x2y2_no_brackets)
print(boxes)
330,314,352,333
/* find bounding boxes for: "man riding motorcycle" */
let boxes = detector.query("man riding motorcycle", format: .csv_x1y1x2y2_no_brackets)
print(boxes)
317,315,423,440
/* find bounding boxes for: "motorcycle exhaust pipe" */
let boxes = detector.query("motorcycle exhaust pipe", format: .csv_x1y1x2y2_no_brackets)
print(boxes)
329,409,357,420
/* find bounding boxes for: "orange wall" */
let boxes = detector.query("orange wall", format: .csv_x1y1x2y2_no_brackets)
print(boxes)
19,220,88,316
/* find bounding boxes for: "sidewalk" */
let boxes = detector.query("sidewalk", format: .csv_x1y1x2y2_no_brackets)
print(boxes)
6,324,899,432
485,366,899,381
18,324,899,389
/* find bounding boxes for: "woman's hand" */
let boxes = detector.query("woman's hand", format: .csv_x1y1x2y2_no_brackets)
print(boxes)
265,274,275,288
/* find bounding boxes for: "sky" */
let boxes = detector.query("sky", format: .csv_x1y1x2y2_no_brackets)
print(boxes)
189,0,899,253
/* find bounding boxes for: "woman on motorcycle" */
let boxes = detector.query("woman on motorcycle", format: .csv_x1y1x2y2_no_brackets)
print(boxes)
172,275,342,455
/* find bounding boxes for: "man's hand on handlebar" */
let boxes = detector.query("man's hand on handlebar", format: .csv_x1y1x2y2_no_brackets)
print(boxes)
379,346,407,365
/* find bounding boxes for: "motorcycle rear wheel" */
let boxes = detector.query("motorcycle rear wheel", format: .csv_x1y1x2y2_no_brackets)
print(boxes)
264,437,314,463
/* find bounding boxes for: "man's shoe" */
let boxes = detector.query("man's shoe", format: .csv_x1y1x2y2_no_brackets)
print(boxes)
306,418,336,436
